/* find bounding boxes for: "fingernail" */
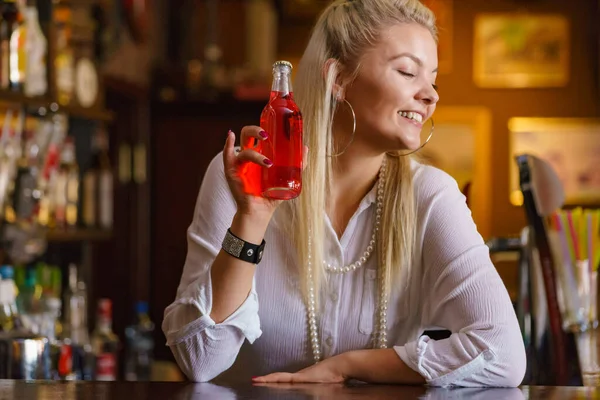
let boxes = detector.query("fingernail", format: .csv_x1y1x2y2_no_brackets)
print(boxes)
263,158,273,166
259,130,268,139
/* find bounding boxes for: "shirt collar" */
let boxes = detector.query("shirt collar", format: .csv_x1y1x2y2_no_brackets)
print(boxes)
356,178,379,213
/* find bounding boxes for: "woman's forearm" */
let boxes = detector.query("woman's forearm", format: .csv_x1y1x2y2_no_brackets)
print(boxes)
209,211,271,323
342,349,426,385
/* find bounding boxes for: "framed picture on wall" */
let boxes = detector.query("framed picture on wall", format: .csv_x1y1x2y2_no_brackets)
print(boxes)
473,13,570,88
419,106,493,238
421,0,453,74
508,118,600,206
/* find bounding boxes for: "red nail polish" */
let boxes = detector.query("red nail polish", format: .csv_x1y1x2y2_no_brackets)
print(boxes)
263,159,273,166
259,130,268,139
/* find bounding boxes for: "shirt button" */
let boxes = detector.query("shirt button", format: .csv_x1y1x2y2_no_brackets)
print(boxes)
325,336,333,347
483,351,494,361
330,293,338,302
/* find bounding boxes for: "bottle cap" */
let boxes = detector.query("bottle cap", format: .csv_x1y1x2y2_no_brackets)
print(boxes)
0,265,13,280
98,298,112,318
273,60,293,69
136,301,149,314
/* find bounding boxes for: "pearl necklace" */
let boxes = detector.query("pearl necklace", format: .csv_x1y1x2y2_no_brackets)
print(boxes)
306,159,389,363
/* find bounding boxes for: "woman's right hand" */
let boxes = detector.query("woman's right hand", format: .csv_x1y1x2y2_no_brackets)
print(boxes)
223,126,281,219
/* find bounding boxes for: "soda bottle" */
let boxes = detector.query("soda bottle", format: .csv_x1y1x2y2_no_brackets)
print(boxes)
241,60,303,200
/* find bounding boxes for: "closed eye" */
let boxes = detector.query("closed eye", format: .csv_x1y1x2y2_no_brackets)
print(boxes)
432,84,438,91
398,71,415,78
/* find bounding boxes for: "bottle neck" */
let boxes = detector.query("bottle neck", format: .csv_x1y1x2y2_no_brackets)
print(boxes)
97,316,112,332
271,68,292,96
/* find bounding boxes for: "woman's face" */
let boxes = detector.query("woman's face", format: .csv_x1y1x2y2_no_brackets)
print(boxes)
342,22,439,153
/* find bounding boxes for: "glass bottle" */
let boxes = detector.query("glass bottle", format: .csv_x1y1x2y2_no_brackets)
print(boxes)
55,22,74,105
124,301,155,381
8,0,25,92
91,298,119,381
23,1,47,97
244,60,303,200
0,0,19,89
83,128,112,229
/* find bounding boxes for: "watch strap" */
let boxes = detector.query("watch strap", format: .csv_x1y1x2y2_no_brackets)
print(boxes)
222,228,266,264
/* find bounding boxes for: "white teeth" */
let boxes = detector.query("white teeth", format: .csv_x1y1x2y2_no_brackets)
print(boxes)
399,111,423,123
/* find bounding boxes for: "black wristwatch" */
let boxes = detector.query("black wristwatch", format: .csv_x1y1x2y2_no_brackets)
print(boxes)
222,228,266,264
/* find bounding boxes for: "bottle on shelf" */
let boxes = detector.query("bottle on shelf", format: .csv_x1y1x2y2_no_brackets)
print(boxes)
37,114,67,227
16,265,41,333
55,21,74,106
12,123,41,222
91,298,119,381
23,0,47,97
0,110,24,222
0,264,23,332
52,136,78,229
8,0,26,92
124,301,155,381
35,262,61,343
0,279,13,331
60,263,93,380
0,0,19,90
82,127,112,230
62,264,89,346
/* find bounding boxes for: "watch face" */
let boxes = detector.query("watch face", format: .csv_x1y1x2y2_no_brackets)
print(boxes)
75,58,99,108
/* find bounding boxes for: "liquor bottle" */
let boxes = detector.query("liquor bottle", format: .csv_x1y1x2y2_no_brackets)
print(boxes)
52,137,78,229
8,0,25,92
23,1,47,97
16,266,41,333
91,298,119,381
0,265,23,332
12,125,38,222
59,264,92,381
0,0,19,89
255,60,303,200
82,128,112,229
55,22,74,105
124,301,155,381
0,280,12,331
37,114,67,227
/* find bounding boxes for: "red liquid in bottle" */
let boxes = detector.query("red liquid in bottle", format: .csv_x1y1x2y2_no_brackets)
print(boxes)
259,90,303,200
240,61,303,200
239,140,264,197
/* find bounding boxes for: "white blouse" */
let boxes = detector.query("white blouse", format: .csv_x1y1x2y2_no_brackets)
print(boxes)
162,153,526,387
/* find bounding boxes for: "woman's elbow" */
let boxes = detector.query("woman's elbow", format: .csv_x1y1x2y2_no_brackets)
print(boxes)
494,337,527,387
170,345,218,383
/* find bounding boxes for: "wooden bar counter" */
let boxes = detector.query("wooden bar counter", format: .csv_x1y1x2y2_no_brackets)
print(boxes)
1,381,599,399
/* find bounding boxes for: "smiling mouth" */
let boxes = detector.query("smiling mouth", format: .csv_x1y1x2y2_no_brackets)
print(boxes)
398,111,424,124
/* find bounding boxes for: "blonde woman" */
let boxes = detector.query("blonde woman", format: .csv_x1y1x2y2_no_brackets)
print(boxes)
162,0,526,387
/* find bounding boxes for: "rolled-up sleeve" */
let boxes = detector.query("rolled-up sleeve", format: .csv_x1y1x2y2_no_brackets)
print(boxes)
394,167,526,387
162,153,262,382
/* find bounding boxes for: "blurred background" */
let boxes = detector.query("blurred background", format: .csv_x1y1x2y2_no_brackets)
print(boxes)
0,0,597,384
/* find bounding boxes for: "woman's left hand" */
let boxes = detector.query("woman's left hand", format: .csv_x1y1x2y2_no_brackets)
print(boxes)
252,354,349,384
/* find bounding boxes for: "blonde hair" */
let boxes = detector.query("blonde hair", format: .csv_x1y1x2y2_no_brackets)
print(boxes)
286,0,437,306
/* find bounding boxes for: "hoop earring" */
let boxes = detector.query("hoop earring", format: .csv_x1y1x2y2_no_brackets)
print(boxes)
398,117,434,157
328,98,356,157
